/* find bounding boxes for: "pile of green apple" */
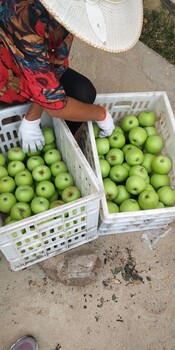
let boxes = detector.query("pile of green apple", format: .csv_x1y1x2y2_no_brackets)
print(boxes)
0,126,81,225
93,111,175,213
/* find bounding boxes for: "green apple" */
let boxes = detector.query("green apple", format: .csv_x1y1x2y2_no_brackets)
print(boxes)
36,180,55,199
106,148,124,166
156,202,165,208
113,185,131,205
98,155,105,160
157,186,175,206
122,144,137,155
15,169,33,186
138,190,159,209
0,176,16,193
0,193,17,213
55,172,74,191
145,135,164,154
31,196,50,214
42,126,55,145
50,160,68,177
128,127,147,146
120,114,139,132
120,198,140,212
138,111,156,127
99,159,110,178
27,156,44,172
32,165,51,182
107,200,119,213
125,148,144,166
108,131,125,149
93,123,100,138
49,200,65,209
142,153,155,173
96,138,110,155
144,126,158,137
44,148,62,165
126,175,147,195
42,142,56,153
113,126,124,134
15,185,34,203
146,184,156,192
103,178,118,201
7,160,25,177
61,186,81,203
0,153,6,166
129,165,148,181
150,173,170,190
122,162,131,171
0,165,8,178
10,202,31,220
27,149,41,157
151,155,172,174
4,215,12,225
110,164,128,183
7,147,26,161
49,192,59,202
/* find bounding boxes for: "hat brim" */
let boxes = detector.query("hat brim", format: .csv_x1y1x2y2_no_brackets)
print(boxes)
40,0,143,53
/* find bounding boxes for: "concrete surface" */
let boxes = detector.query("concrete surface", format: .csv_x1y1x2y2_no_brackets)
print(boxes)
1,39,175,350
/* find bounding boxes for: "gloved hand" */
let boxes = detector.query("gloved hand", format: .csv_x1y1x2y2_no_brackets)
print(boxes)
96,110,115,138
18,117,45,154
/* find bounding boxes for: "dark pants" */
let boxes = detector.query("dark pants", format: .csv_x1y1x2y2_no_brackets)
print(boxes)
60,68,97,134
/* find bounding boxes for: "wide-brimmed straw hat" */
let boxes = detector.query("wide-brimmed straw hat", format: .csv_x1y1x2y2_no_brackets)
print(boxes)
40,0,143,53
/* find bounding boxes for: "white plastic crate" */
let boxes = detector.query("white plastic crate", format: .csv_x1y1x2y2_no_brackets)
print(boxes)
0,103,103,271
79,92,175,235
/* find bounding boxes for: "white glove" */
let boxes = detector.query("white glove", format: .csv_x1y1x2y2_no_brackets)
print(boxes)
18,117,45,154
96,110,115,138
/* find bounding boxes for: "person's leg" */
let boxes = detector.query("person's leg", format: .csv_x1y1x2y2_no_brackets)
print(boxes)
60,68,96,134
9,335,38,350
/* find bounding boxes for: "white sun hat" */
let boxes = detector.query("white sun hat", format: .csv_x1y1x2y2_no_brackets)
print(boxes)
40,0,143,53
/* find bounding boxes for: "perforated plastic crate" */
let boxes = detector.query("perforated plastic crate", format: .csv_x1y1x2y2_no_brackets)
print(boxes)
0,103,103,271
79,92,175,235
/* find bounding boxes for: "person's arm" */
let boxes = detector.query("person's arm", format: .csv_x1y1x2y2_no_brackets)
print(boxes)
24,97,105,122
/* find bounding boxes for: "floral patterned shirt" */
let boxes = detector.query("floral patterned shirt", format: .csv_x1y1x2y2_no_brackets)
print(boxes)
0,0,73,109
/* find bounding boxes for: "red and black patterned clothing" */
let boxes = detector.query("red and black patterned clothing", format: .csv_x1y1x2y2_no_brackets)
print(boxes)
0,0,73,109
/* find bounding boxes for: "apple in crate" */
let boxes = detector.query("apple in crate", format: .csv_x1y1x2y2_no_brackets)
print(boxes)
106,148,124,166
145,135,164,154
0,193,17,214
7,160,25,177
126,175,147,195
15,169,33,186
138,111,156,127
15,185,34,203
120,114,139,132
50,160,68,177
10,202,31,220
138,190,159,210
128,127,147,146
7,147,26,161
0,152,6,166
32,165,51,182
42,142,56,153
31,197,50,214
44,149,61,165
107,200,119,213
99,159,110,178
108,131,125,149
0,165,8,178
125,148,144,166
42,126,55,145
27,156,44,172
120,198,141,212
0,176,16,193
110,164,128,183
61,186,81,203
36,180,55,199
150,173,170,190
103,178,118,201
50,200,65,209
157,186,175,206
96,138,110,155
151,155,172,175
55,172,74,191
